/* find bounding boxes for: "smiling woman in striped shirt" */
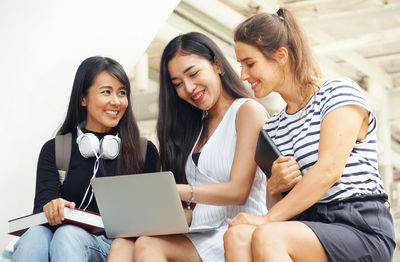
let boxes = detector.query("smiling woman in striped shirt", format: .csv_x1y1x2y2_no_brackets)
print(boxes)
224,8,396,262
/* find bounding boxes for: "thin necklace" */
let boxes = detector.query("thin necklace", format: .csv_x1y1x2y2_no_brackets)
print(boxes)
298,90,317,120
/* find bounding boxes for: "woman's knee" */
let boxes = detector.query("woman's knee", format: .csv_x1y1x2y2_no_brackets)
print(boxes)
134,236,154,253
14,225,53,250
224,224,255,249
20,225,53,242
252,224,281,248
50,225,92,252
50,225,109,261
11,226,53,261
52,225,88,242
110,238,135,253
134,236,162,259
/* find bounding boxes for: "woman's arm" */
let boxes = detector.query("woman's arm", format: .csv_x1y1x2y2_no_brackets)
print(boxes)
34,139,76,225
177,100,269,206
33,139,62,212
229,104,369,227
265,104,369,222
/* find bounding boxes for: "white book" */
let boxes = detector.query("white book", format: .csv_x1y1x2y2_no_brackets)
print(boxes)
8,207,104,236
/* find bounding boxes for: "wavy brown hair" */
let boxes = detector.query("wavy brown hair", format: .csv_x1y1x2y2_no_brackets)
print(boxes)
234,8,321,99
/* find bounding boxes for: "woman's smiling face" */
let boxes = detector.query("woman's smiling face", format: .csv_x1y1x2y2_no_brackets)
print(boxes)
235,41,283,98
168,53,222,111
81,71,128,132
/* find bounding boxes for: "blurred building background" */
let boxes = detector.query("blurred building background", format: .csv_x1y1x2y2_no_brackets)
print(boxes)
134,0,400,253
1,0,399,259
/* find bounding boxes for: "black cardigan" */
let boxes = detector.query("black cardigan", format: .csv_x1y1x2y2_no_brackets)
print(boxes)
33,129,160,213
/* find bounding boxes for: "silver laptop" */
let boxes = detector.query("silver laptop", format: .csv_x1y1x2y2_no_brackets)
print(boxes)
91,171,217,238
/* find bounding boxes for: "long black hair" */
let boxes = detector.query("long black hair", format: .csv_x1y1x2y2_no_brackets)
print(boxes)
157,32,250,184
58,56,144,174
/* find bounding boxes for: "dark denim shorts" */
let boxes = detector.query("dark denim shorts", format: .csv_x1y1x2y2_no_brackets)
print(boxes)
292,194,396,262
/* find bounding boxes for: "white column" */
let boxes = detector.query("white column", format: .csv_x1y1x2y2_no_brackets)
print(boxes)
134,53,149,91
368,77,393,198
0,0,180,250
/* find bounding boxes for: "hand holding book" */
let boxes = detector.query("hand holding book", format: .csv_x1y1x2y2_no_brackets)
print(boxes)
268,156,302,195
255,129,301,195
43,198,76,226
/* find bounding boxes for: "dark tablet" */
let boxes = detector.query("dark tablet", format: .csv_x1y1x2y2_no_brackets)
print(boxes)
255,129,282,178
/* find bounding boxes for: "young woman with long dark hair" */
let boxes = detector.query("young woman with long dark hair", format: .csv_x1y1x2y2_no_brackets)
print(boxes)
107,32,269,262
11,56,160,262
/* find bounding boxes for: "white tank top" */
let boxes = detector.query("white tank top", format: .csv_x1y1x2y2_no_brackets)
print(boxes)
185,98,267,229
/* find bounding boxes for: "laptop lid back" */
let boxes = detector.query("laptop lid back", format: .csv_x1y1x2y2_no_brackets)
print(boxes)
91,172,189,238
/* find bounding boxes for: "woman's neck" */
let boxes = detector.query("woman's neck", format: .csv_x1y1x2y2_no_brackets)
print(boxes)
277,76,320,114
207,89,235,121
83,125,115,134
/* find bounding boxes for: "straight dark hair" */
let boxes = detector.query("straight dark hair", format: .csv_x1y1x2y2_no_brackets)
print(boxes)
234,8,321,100
157,32,250,184
58,56,144,174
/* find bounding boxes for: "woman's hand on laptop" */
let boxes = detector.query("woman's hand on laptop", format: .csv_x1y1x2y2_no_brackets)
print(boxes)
43,198,76,226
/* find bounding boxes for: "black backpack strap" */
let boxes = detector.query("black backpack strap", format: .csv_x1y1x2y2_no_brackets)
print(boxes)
139,137,147,163
55,132,72,185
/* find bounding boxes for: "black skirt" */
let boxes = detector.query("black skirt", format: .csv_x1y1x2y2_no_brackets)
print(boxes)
292,194,396,262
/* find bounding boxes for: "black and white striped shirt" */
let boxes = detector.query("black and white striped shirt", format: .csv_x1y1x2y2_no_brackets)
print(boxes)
265,78,384,203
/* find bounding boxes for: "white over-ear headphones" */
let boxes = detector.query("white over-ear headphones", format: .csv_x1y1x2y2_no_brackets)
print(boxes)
76,125,121,160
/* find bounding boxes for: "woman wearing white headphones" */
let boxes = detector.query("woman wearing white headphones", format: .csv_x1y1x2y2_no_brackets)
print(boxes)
11,56,160,262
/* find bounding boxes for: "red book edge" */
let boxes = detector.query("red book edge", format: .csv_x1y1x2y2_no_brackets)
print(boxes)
8,208,104,236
